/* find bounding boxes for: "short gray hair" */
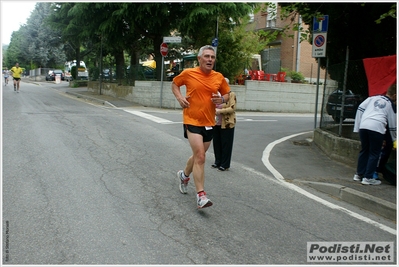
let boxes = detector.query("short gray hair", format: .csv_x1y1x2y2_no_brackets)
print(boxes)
198,45,215,57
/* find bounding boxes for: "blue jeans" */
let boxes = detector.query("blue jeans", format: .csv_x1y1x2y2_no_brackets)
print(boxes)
357,129,384,178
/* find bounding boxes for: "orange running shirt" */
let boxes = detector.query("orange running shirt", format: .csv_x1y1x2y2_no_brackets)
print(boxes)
173,67,230,127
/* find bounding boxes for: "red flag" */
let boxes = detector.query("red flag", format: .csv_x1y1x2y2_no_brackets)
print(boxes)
363,55,396,96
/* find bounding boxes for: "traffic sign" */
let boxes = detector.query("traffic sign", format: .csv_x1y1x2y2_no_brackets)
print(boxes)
163,36,181,43
312,32,327,58
211,37,218,47
160,42,168,57
313,15,329,32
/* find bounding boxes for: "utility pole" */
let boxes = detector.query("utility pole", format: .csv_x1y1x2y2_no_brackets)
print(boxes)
212,16,219,70
100,35,103,95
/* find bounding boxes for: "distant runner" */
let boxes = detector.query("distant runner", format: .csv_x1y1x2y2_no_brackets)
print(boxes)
10,62,23,93
3,69,9,86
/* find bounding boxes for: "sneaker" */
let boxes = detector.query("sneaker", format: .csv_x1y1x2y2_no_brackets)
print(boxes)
197,191,213,209
353,174,362,181
361,178,381,185
177,170,190,194
218,166,229,172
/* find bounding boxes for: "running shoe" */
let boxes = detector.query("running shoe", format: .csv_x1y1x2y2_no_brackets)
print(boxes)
177,170,190,194
361,178,381,185
353,174,362,181
197,192,213,209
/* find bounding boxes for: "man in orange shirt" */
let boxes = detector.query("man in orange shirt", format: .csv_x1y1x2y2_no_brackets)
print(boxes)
172,45,230,209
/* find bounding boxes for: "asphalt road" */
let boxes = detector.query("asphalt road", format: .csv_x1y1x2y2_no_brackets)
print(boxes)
2,81,396,265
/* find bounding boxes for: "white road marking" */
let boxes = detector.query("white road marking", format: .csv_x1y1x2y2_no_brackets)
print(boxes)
262,132,396,235
124,110,173,124
122,109,278,124
238,118,277,122
120,109,395,234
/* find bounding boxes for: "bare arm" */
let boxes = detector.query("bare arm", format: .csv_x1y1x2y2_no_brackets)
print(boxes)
172,82,190,108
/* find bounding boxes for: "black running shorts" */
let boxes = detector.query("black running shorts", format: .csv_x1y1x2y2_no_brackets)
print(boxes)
183,124,213,142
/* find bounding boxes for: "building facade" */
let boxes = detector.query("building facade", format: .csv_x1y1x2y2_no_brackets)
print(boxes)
249,3,327,84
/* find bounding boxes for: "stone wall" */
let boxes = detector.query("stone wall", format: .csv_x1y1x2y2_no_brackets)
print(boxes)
87,80,335,113
313,128,360,168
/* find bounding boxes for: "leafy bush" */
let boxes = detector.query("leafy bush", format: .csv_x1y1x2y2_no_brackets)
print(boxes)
288,71,305,82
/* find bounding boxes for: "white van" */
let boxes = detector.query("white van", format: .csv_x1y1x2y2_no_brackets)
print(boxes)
64,60,88,81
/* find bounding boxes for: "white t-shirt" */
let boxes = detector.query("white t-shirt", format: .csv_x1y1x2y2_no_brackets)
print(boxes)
354,95,396,141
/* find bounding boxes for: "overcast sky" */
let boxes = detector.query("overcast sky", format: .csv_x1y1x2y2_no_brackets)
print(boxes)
1,1,37,45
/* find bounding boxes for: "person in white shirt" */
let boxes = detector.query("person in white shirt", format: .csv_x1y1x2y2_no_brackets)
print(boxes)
353,83,396,185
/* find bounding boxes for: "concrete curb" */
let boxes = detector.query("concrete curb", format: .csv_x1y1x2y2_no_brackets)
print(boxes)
66,91,115,108
298,181,396,221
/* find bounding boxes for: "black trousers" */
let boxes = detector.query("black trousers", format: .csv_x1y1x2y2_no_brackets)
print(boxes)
357,129,384,178
212,125,235,169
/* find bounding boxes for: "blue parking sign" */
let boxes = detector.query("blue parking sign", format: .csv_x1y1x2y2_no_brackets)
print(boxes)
313,15,328,32
212,37,218,47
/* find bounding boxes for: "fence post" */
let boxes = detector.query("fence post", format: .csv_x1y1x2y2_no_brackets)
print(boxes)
338,46,350,136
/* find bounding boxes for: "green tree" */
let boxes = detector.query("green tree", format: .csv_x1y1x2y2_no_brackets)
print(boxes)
6,2,66,70
279,3,396,68
11,2,273,84
47,2,92,80
26,2,66,68
5,30,26,68
177,3,263,79
216,16,277,81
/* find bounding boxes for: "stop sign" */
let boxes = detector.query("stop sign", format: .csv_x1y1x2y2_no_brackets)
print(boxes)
160,42,168,57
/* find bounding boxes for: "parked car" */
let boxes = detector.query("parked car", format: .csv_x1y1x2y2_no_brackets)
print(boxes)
45,70,53,81
326,89,364,123
46,69,65,81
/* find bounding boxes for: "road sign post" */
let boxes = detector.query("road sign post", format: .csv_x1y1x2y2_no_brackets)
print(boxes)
312,15,328,58
312,33,327,58
160,42,168,57
312,15,329,129
211,37,218,69
160,43,169,108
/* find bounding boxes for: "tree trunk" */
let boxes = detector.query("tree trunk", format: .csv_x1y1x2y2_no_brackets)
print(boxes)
114,50,125,85
153,36,163,81
74,44,81,80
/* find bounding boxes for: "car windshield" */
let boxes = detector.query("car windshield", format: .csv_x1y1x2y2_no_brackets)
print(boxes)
334,89,354,95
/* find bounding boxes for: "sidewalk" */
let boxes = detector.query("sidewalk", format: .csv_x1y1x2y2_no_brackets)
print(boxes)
271,132,396,221
64,86,397,221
